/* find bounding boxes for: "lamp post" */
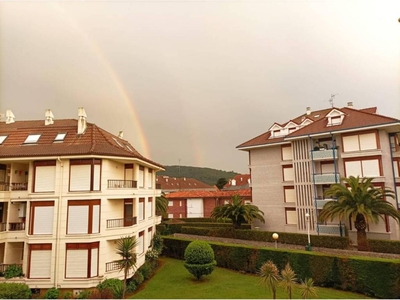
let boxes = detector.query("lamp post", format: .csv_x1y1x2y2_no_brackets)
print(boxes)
272,233,279,249
305,213,311,251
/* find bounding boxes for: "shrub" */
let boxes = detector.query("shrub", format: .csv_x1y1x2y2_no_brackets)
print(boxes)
0,282,32,299
97,278,123,298
184,240,217,280
131,270,144,286
61,291,74,299
145,249,159,261
368,239,400,254
151,232,164,253
4,264,24,279
44,287,60,299
77,290,91,299
87,288,114,299
126,280,137,293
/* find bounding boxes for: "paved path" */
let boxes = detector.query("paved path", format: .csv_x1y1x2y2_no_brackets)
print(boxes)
173,233,400,260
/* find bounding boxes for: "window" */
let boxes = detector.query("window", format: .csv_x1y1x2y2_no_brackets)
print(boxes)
67,200,100,234
285,208,297,225
138,231,145,254
28,244,52,279
393,159,400,178
344,157,381,177
390,135,399,152
139,198,145,221
69,159,101,191
281,145,293,160
24,134,41,144
54,133,67,142
124,199,135,226
329,116,342,126
342,132,378,152
0,135,7,144
168,201,173,207
282,165,294,181
148,169,153,188
138,166,144,187
147,197,153,218
33,160,56,192
284,186,295,203
29,201,54,235
65,242,99,278
148,227,153,248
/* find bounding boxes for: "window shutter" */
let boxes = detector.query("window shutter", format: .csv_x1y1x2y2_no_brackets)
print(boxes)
90,248,98,277
345,161,362,177
343,135,360,152
138,232,144,254
70,165,91,191
93,164,101,191
139,199,144,221
362,159,380,177
35,166,56,192
33,206,54,234
359,133,377,150
147,199,153,218
92,205,100,234
68,206,89,234
30,250,52,278
66,249,88,278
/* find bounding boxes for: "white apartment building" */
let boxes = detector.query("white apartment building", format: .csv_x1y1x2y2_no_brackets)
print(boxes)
0,108,163,290
237,103,400,244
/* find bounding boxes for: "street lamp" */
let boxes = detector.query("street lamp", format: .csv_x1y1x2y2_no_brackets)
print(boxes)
305,213,311,251
272,232,279,249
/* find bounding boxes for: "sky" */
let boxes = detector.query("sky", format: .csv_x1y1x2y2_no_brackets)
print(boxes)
0,0,399,174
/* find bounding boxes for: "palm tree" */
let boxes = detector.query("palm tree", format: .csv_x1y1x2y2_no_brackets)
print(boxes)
156,192,168,217
280,263,297,299
299,278,318,299
259,260,281,299
114,236,138,299
210,194,265,229
319,176,400,251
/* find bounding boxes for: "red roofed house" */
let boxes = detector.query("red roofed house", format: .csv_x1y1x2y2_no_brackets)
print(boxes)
166,189,251,218
223,174,251,190
0,108,164,291
237,102,400,244
156,176,216,194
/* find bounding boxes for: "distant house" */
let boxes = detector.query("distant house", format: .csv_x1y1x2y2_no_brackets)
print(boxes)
223,174,251,190
156,176,216,194
0,108,163,290
166,189,251,218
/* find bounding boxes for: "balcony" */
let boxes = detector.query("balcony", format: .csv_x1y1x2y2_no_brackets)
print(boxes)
311,148,338,161
107,180,137,189
313,173,340,184
0,182,28,192
106,217,137,228
9,222,25,231
0,264,23,275
317,224,345,236
105,261,120,272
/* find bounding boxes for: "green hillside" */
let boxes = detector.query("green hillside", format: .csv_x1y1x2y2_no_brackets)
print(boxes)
158,166,239,186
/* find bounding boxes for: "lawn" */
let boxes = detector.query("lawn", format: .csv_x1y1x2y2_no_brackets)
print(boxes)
130,257,369,299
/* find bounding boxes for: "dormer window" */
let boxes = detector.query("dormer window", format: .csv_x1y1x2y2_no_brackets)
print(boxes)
288,127,297,134
326,109,345,127
0,135,7,145
24,134,41,144
329,116,342,126
54,133,67,142
273,130,281,137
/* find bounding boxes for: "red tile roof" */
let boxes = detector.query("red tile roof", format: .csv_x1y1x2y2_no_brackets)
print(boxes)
156,176,214,190
223,174,251,189
166,189,251,199
237,106,400,149
0,119,163,168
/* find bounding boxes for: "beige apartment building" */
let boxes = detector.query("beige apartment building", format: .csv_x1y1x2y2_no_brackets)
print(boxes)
0,108,163,291
237,103,400,244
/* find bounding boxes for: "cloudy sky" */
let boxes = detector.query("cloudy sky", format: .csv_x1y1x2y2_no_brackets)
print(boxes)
1,0,399,173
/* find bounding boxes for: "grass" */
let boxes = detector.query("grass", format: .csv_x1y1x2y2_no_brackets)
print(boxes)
130,257,369,299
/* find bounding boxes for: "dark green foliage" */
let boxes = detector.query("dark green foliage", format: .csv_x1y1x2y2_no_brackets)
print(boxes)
166,222,251,234
216,178,228,190
126,280,137,293
156,192,168,217
44,287,60,299
163,236,400,298
368,238,400,254
158,165,238,186
0,282,32,299
61,291,73,299
131,270,144,286
151,232,164,253
178,217,231,223
4,264,24,279
77,290,91,299
184,240,217,280
155,224,168,235
86,289,114,299
97,278,123,298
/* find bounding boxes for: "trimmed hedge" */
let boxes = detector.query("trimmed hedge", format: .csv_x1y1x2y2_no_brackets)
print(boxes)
178,218,231,223
162,236,400,299
180,227,350,249
164,222,251,234
368,239,400,254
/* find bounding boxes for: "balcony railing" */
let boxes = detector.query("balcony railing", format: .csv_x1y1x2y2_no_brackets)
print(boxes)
105,261,120,272
311,148,338,160
314,173,340,184
0,264,23,275
9,222,25,231
0,182,28,191
0,223,6,232
315,198,335,209
317,224,345,236
107,180,137,189
106,217,137,228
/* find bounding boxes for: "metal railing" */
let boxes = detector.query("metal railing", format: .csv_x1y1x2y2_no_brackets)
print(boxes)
0,223,6,232
317,224,345,236
105,261,120,272
311,148,338,160
107,180,137,189
0,264,23,275
0,182,28,191
314,173,340,184
9,222,25,231
106,217,137,228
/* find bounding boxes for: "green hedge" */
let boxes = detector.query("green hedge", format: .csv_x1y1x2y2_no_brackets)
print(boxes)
177,218,231,223
165,222,251,234
180,227,349,249
368,239,400,254
162,236,400,299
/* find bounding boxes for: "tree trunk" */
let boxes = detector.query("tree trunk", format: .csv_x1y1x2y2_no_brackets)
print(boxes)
354,214,369,251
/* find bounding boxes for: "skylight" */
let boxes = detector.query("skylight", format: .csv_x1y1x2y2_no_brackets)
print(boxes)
125,145,133,152
0,135,7,145
54,133,67,142
24,134,41,144
112,137,123,147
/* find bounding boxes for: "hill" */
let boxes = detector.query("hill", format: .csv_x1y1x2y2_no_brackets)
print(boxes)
157,166,239,186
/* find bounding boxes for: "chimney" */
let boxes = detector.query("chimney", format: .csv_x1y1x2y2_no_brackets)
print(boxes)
118,131,124,138
45,109,54,125
347,102,353,108
5,110,15,124
77,107,87,134
306,107,311,115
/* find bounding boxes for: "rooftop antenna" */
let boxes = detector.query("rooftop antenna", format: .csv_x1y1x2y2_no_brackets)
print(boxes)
328,94,338,108
178,158,181,191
